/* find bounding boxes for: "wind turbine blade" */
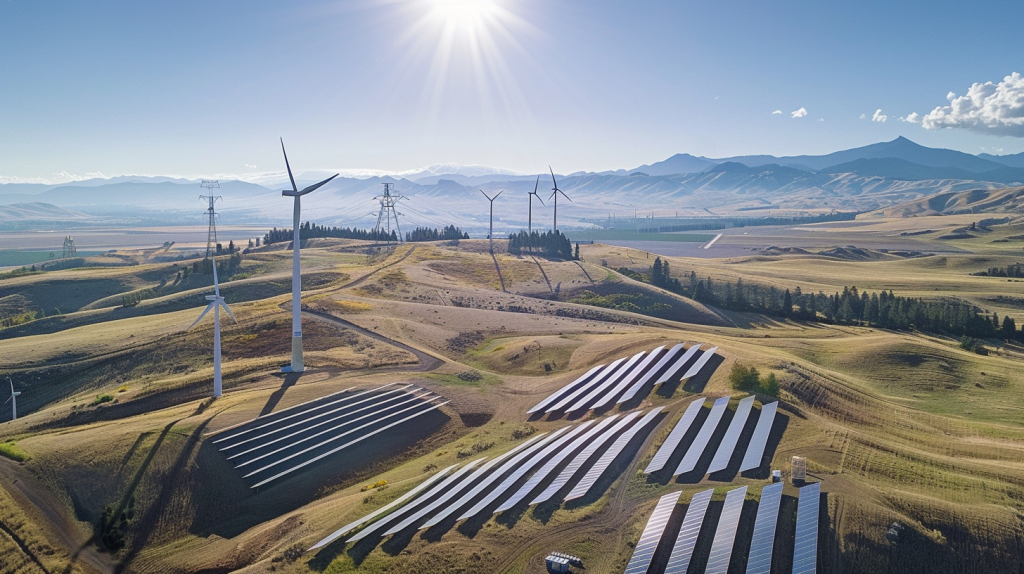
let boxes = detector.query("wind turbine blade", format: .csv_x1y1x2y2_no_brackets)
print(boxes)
536,194,545,207
533,175,539,194
297,173,339,196
549,165,558,191
281,138,298,193
212,256,220,297
220,300,237,324
560,190,573,202
8,380,12,395
548,191,556,201
189,303,216,329
479,189,489,200
494,189,503,199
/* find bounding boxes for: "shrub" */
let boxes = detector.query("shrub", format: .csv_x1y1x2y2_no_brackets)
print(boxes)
0,442,30,462
91,394,114,406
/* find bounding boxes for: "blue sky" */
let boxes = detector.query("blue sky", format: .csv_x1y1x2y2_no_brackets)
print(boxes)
2,0,1023,182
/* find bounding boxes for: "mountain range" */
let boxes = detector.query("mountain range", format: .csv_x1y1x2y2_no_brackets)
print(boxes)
2,137,1023,231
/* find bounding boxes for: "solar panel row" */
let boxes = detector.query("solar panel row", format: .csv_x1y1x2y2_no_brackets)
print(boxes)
707,395,755,473
705,485,748,574
654,344,702,385
681,346,718,380
308,463,459,551
745,482,783,574
644,398,706,474
527,364,605,414
739,401,778,472
792,482,820,574
589,345,666,410
663,488,714,574
617,343,687,404
566,351,647,412
675,396,730,475
623,491,682,574
564,407,663,500
547,357,626,412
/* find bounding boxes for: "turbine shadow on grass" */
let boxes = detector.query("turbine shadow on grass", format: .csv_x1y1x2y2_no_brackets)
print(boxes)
259,372,302,417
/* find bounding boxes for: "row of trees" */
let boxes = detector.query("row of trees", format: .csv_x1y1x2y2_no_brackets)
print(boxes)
507,230,577,260
405,225,469,242
972,263,1023,278
641,257,1023,341
264,223,398,245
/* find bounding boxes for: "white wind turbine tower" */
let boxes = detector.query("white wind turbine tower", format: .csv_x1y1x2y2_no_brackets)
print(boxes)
527,175,545,238
4,377,20,421
189,256,237,398
548,166,572,233
480,189,503,253
279,138,338,373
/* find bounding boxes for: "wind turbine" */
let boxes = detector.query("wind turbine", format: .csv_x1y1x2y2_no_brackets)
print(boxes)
548,166,572,233
189,256,237,398
480,189,503,253
4,378,20,421
280,138,338,373
527,175,545,241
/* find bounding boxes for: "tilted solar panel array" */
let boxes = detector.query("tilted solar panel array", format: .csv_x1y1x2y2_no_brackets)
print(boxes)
645,398,706,474
707,395,755,473
527,364,604,414
209,384,448,489
654,344,702,385
740,401,778,472
745,482,783,574
547,358,626,412
564,407,663,500
623,491,682,574
681,346,718,380
792,482,820,574
589,345,666,410
663,488,714,574
618,343,687,403
675,396,730,475
567,351,647,412
705,485,748,574
309,410,665,552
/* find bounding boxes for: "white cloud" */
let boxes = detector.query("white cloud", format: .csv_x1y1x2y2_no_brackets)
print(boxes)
791,107,808,118
872,109,888,123
772,110,782,115
922,72,1024,136
859,113,866,120
245,164,257,169
899,112,920,123
818,118,825,122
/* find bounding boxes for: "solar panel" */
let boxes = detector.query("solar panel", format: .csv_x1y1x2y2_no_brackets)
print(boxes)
662,488,714,574
589,346,667,410
308,463,458,551
382,434,549,535
234,392,434,467
644,397,706,474
423,429,570,528
681,346,718,380
617,343,686,403
674,396,730,475
739,401,778,472
346,458,485,543
546,358,627,413
495,416,619,513
528,364,605,414
654,344,702,385
564,407,663,500
530,411,643,505
705,485,748,574
459,422,595,520
745,482,783,574
218,385,413,452
792,482,820,574
706,395,755,474
213,382,401,444
623,491,682,574
566,351,647,412
250,400,450,489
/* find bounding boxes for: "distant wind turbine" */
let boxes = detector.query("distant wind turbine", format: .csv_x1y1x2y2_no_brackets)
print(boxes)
548,166,572,233
4,378,20,421
280,138,338,373
480,189,503,253
189,255,237,398
527,175,545,239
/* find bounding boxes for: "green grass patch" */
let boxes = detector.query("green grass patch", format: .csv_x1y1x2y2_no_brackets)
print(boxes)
0,441,30,462
425,371,502,387
91,394,115,406
0,250,102,266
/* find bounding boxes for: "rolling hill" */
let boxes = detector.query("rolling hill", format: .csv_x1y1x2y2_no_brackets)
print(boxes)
865,186,1024,217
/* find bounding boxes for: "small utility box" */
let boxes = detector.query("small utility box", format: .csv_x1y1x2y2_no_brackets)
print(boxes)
545,555,570,573
792,456,807,483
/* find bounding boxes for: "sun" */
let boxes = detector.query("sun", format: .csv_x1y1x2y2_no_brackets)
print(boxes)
427,0,500,29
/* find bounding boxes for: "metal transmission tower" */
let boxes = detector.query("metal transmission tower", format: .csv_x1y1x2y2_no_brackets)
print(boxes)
373,183,406,243
200,180,222,259
62,236,77,258
480,189,503,253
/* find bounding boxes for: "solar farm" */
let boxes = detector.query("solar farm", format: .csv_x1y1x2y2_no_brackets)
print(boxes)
3,235,1022,574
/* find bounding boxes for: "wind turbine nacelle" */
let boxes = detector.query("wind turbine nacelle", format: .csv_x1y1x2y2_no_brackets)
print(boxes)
206,295,219,301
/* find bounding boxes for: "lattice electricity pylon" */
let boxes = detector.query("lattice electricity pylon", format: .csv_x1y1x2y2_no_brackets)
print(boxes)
200,180,222,259
373,182,406,244
62,236,77,258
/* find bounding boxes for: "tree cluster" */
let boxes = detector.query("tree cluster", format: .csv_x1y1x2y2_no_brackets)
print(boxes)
972,263,1023,278
728,363,780,397
264,223,397,245
405,225,469,242
507,230,575,259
